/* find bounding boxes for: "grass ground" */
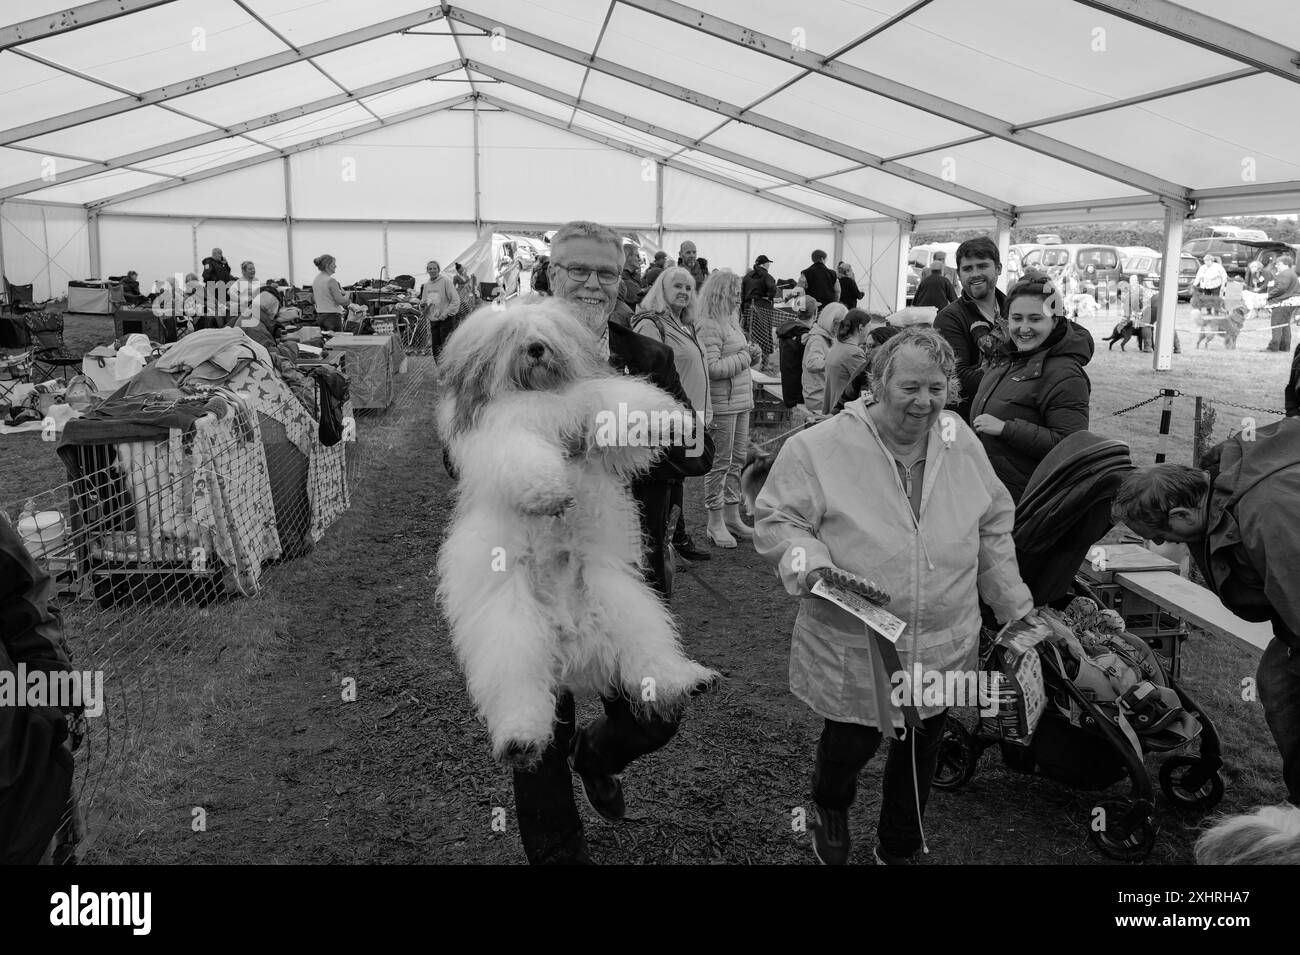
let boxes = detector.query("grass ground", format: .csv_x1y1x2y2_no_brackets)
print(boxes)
0,306,1288,864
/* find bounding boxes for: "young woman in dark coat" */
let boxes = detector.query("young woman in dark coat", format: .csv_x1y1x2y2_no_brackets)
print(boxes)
969,275,1094,502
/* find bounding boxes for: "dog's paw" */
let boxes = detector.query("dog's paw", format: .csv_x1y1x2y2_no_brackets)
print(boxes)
689,671,722,698
498,738,548,771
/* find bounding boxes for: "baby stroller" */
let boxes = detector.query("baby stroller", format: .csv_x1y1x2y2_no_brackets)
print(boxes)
932,432,1224,860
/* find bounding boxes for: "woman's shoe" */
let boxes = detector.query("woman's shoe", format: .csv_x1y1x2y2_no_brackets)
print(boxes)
723,503,754,540
706,509,737,548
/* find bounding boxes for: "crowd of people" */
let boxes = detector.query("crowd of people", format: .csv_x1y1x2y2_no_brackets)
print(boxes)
431,221,1300,866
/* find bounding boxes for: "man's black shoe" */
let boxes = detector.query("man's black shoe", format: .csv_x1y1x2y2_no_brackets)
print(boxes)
672,536,712,561
570,757,625,822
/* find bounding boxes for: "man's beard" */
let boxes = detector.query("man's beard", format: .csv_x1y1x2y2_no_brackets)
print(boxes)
568,299,611,335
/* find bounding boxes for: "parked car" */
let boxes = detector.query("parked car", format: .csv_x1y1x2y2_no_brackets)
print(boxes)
1143,253,1200,301
1020,243,1124,289
1119,246,1157,263
1181,237,1280,278
1239,239,1299,274
1005,243,1043,285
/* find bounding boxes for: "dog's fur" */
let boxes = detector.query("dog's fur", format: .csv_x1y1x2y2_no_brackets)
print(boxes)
1104,318,1137,350
435,299,718,767
1195,305,1245,349
1194,803,1300,865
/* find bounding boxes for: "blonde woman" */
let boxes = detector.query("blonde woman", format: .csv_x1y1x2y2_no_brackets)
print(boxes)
696,270,763,548
635,266,712,561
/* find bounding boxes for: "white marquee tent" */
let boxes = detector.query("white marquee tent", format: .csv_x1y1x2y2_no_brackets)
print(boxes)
2,0,1299,366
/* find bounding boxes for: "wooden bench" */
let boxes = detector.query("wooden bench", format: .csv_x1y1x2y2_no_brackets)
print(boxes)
1115,571,1273,653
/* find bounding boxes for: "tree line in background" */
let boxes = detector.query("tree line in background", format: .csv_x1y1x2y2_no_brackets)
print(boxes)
913,215,1300,249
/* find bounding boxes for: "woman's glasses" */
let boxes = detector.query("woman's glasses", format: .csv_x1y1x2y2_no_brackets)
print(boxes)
554,263,620,285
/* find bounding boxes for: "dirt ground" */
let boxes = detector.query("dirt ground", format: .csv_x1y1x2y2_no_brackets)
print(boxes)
78,354,1277,866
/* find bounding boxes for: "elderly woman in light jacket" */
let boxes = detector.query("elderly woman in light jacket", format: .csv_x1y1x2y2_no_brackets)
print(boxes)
800,302,845,420
754,327,1036,866
695,269,762,548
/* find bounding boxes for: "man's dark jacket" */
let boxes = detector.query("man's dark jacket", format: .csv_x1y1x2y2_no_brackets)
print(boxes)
742,267,777,310
1287,343,1300,418
801,261,838,309
1194,418,1300,652
201,256,232,284
912,271,956,309
935,286,1008,423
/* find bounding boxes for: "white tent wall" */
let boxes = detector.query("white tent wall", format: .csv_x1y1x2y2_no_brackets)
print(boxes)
478,112,655,226
1,200,90,301
662,168,829,228
291,221,385,285
98,215,195,290
841,221,905,314
288,111,476,221
108,164,285,218
387,223,481,279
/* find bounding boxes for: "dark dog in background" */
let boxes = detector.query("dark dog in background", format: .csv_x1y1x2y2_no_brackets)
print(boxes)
1104,318,1137,350
1196,306,1246,349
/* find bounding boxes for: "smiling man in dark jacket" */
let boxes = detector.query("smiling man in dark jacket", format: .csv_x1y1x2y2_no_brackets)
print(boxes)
1113,418,1300,806
442,220,714,865
934,237,1007,423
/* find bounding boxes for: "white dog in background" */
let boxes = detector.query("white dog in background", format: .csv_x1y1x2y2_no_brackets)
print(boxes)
436,299,718,768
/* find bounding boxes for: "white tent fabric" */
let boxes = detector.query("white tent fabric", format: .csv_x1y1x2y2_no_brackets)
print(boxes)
0,0,1296,317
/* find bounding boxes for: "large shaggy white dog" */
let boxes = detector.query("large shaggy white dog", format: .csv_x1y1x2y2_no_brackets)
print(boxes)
436,299,718,767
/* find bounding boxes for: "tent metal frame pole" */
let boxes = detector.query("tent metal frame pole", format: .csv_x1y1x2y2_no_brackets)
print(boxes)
85,93,475,211
1153,200,1189,371
284,157,295,287
468,61,912,220
895,220,913,312
656,162,664,248
0,201,6,292
994,213,1014,292
0,60,464,202
832,224,844,269
480,95,841,225
0,0,178,52
1071,0,1300,87
450,9,1009,215
88,210,101,278
472,98,482,232
618,0,1189,203
0,7,448,146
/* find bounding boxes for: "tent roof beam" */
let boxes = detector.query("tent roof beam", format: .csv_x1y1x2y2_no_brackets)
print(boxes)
447,7,1012,215
0,7,447,147
0,60,464,201
480,94,843,225
470,61,909,220
85,92,474,210
1071,0,1300,85
0,0,178,52
617,0,1189,203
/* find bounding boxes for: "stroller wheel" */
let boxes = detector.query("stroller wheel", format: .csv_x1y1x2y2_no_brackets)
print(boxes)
1159,756,1225,811
932,714,977,790
1088,800,1157,861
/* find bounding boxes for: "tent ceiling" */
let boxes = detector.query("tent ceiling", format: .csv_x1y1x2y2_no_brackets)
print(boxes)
0,0,1296,224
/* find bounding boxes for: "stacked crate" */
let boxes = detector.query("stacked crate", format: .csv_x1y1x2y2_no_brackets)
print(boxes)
1077,544,1188,680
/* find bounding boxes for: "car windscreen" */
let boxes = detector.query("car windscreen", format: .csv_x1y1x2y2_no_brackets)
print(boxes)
1077,249,1118,268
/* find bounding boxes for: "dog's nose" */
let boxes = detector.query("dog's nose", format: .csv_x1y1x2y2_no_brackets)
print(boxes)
527,342,545,359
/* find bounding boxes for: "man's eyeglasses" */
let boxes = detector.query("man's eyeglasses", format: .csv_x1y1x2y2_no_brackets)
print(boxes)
554,263,620,285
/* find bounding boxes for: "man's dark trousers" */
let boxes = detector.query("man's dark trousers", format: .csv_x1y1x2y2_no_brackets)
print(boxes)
510,477,681,864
